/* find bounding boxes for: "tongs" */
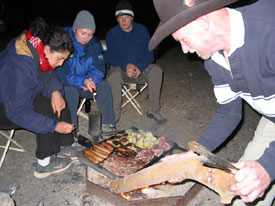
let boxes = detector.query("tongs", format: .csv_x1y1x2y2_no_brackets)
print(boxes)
189,141,239,173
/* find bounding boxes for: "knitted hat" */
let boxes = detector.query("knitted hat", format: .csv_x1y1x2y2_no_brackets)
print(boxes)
149,0,239,50
73,10,96,32
115,0,134,17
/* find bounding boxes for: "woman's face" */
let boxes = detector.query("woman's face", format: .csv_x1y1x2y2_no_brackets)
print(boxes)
44,45,70,68
74,28,94,45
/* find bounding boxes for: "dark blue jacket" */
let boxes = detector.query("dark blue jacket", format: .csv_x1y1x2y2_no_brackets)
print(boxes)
197,0,275,180
56,27,105,88
0,33,63,133
106,22,154,72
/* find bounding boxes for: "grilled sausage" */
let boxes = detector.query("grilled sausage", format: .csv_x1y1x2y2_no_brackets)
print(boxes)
92,145,110,156
91,148,108,159
117,147,136,157
93,144,111,155
84,150,99,164
84,149,104,163
101,142,114,153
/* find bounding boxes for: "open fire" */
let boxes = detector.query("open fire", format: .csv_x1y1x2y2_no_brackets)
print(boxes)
86,166,199,203
81,130,207,205
120,186,151,200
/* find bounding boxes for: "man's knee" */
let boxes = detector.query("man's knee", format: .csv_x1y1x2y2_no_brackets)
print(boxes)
107,67,123,82
148,64,163,75
97,80,112,93
64,85,79,96
146,64,163,81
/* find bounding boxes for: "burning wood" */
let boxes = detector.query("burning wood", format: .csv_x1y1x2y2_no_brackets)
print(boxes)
110,155,236,204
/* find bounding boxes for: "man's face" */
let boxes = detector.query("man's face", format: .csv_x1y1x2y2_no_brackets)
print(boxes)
117,15,133,32
74,28,94,45
172,18,214,60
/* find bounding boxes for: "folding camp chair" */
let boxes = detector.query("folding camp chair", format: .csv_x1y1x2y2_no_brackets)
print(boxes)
0,129,25,168
121,83,148,115
77,98,89,120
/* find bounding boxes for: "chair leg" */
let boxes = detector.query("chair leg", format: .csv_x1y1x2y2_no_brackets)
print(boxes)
77,98,88,120
122,86,143,115
121,83,148,115
122,86,141,109
0,129,25,168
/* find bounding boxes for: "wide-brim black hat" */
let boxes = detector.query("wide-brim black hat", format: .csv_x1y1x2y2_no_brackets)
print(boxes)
149,0,239,51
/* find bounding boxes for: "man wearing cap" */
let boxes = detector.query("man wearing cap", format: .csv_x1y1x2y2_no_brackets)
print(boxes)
149,0,275,205
57,10,117,137
106,0,167,125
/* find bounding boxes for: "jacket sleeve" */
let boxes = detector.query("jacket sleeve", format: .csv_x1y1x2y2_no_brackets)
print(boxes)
4,59,57,133
85,58,104,85
257,141,275,181
56,61,72,86
132,26,154,72
84,40,105,83
197,97,243,151
197,60,243,151
87,40,106,74
42,71,64,97
106,29,126,70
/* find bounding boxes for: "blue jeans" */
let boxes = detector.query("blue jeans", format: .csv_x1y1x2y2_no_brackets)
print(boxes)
64,80,115,129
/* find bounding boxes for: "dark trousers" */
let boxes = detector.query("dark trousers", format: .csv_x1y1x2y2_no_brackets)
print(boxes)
64,80,115,128
0,96,74,159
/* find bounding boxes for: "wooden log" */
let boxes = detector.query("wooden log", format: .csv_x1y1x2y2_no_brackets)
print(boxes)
109,156,236,204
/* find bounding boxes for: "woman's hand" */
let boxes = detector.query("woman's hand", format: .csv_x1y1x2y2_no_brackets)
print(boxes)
51,91,65,118
55,121,75,134
83,78,96,93
230,161,271,203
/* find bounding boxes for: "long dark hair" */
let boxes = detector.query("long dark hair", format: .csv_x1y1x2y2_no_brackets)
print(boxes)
29,18,74,54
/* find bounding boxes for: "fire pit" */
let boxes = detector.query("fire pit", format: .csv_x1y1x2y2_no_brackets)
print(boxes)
85,166,203,206
78,129,203,205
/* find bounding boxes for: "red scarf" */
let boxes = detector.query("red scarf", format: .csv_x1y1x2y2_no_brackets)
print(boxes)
25,30,54,72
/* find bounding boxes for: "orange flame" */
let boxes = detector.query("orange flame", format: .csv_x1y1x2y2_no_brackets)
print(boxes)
120,186,151,200
120,192,132,200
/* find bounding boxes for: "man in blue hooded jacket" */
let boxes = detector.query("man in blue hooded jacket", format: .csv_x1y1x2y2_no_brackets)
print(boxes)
57,10,117,137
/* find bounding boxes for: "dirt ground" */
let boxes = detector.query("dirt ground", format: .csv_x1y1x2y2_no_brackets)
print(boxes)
0,38,262,206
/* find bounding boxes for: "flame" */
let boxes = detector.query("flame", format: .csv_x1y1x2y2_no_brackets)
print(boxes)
120,186,151,200
120,192,132,200
140,186,150,192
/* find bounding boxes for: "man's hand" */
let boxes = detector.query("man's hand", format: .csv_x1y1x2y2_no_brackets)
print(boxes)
51,91,65,118
83,77,96,93
230,161,271,203
55,121,75,134
160,150,197,183
126,63,141,79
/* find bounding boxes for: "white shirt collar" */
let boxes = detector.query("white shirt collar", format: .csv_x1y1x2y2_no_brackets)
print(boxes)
211,8,245,70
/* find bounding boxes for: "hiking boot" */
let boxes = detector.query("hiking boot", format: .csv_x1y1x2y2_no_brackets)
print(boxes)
147,110,167,125
34,156,72,179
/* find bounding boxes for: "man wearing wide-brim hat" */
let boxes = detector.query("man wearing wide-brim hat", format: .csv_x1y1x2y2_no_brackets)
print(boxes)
151,0,275,205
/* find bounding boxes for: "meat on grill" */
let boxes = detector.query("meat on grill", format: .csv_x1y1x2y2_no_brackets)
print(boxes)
103,153,145,177
102,137,174,177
